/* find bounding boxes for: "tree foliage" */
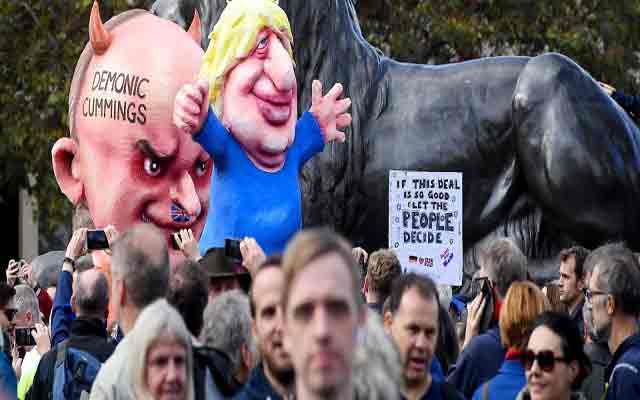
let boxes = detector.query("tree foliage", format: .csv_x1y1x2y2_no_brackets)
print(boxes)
359,0,640,92
0,1,148,236
1,0,640,236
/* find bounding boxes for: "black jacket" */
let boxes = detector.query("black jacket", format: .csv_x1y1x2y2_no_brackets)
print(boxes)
26,317,116,400
193,345,242,400
447,326,506,399
233,362,287,400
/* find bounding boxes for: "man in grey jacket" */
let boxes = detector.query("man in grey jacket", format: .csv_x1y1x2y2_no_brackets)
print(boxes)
89,224,170,400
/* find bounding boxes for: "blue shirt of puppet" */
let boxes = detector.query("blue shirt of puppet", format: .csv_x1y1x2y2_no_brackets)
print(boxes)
194,108,324,256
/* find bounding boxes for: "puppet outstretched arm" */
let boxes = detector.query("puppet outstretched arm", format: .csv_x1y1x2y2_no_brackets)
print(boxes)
174,79,229,160
309,79,352,143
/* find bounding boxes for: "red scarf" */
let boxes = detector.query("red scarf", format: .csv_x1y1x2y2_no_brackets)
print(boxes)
492,287,503,323
505,348,523,361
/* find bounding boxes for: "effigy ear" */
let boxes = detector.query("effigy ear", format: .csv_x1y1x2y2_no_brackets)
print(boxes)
187,10,202,45
89,1,112,55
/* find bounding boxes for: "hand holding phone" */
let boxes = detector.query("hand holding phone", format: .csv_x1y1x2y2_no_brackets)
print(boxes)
14,327,36,347
225,238,242,261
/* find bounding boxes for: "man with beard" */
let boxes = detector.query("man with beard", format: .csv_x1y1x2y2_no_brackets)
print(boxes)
282,229,366,400
384,274,464,400
558,246,590,334
234,256,293,399
584,243,640,399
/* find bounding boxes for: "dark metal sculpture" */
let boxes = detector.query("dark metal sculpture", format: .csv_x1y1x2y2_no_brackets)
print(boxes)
152,0,640,286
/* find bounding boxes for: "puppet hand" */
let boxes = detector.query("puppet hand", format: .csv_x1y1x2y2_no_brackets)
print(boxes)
309,80,352,143
174,79,210,136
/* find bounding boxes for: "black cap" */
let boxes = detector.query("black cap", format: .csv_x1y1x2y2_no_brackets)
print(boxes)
198,248,251,291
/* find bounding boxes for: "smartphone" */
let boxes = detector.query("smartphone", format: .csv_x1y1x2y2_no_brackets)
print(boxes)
224,238,242,261
87,229,109,250
477,278,494,334
480,278,491,298
14,328,36,347
171,233,181,250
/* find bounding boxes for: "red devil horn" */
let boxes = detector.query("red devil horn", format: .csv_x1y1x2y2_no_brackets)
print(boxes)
89,1,112,55
187,10,202,45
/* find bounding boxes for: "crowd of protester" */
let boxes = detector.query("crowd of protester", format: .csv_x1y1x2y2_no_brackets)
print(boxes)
0,222,639,400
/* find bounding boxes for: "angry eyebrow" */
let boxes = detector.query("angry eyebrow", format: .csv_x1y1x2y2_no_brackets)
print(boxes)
135,139,174,162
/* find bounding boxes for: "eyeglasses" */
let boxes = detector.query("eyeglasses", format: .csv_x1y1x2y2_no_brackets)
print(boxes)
582,288,608,303
522,350,568,372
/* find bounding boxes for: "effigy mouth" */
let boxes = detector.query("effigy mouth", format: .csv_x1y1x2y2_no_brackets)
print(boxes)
255,96,292,126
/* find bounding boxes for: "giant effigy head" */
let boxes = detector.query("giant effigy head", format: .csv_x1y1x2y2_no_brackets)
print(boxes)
52,2,211,266
200,0,297,172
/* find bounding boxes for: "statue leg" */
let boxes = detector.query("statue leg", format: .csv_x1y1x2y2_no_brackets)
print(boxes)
512,53,640,249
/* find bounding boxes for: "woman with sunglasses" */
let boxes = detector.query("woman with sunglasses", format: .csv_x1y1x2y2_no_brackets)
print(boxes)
472,281,549,400
517,312,592,400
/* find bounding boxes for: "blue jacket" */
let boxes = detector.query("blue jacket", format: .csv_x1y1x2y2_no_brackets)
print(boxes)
447,327,506,399
431,357,445,382
471,359,526,400
0,351,17,400
605,333,640,400
233,363,285,400
50,270,75,347
195,110,324,256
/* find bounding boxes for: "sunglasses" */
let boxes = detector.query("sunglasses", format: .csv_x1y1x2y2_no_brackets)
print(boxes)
522,350,568,372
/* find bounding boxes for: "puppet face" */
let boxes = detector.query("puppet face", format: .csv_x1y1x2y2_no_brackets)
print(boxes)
55,13,211,266
221,28,297,172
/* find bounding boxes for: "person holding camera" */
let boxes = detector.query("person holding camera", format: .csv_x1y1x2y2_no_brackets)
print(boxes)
0,283,17,399
447,238,528,399
11,285,50,400
27,265,115,400
195,236,266,305
50,226,117,347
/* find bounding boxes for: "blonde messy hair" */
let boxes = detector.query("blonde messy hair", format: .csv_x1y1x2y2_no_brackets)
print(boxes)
199,0,294,118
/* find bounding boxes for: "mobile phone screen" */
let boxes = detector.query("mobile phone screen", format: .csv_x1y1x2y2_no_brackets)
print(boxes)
87,230,109,250
14,328,36,347
224,239,242,261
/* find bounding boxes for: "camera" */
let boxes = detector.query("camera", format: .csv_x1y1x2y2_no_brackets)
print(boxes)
224,238,242,261
14,327,36,347
87,230,109,250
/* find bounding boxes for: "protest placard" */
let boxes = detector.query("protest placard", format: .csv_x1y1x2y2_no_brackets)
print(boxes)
389,170,463,285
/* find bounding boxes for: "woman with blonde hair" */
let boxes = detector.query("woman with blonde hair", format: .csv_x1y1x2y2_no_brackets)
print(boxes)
128,298,194,400
473,281,550,400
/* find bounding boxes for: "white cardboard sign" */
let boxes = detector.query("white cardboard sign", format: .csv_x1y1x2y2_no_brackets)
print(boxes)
389,170,463,285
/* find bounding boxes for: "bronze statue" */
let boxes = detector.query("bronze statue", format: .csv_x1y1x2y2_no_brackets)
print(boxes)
153,0,640,287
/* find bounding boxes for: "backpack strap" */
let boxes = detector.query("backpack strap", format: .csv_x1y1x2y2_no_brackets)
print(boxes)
55,340,69,367
482,381,490,400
